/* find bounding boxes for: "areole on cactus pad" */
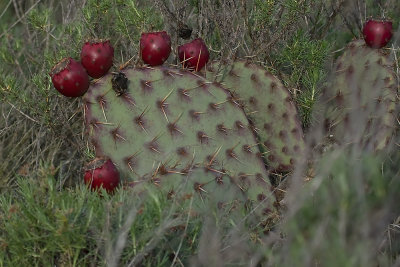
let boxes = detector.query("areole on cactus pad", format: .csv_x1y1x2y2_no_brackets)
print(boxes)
205,60,305,172
83,66,275,214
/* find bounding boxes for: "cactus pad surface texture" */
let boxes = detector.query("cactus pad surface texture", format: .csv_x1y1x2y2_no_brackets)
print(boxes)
206,60,305,172
83,66,275,214
321,39,398,150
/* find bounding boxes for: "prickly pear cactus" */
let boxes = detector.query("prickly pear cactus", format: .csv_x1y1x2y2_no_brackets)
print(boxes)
83,66,275,214
206,61,305,172
320,40,398,150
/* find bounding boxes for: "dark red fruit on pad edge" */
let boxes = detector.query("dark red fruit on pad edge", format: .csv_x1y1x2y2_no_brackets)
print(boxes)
84,158,120,193
363,19,393,49
178,38,210,71
50,58,89,97
140,31,171,66
81,40,114,78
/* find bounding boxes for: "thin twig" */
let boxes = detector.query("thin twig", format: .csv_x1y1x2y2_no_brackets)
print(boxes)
170,198,193,267
0,0,42,40
7,101,39,123
0,0,13,20
127,218,181,267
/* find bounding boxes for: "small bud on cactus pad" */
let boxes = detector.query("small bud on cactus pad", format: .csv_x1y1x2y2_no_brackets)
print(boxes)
81,40,114,78
362,19,393,48
140,31,171,66
84,158,120,193
178,38,210,71
50,58,89,97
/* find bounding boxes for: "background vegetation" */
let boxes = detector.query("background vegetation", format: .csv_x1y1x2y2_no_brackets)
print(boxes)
0,0,399,266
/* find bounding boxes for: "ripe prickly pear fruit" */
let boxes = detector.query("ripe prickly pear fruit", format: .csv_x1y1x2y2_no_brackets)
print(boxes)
50,57,90,97
178,38,209,71
140,31,171,66
81,40,114,78
84,158,120,193
363,19,393,48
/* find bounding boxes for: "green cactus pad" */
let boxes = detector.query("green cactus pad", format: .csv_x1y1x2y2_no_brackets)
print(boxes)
320,40,398,150
205,61,305,172
83,66,274,214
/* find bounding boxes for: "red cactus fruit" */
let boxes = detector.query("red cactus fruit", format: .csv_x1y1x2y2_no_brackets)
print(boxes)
50,57,90,97
178,38,210,71
81,40,114,78
362,19,393,49
84,158,120,193
140,31,171,66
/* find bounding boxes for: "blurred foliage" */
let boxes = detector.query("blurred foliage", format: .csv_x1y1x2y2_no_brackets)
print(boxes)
0,174,196,265
0,148,398,266
275,30,330,128
276,150,400,266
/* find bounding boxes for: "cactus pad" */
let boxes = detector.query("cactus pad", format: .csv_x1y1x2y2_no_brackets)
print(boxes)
83,66,275,213
320,40,398,150
206,61,305,172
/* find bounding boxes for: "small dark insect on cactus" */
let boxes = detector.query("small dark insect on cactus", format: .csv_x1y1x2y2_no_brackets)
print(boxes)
111,72,128,96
